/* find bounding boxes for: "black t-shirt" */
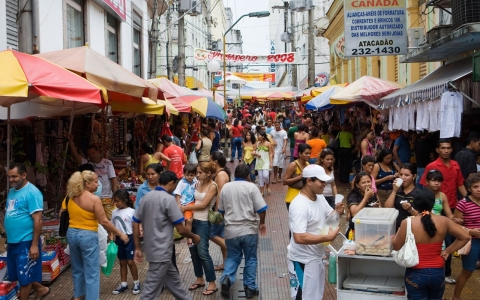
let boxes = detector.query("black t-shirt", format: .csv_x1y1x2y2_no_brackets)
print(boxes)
394,186,420,230
414,138,434,168
347,191,378,230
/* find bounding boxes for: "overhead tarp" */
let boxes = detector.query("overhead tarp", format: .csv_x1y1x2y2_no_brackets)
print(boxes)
306,86,344,111
380,57,472,109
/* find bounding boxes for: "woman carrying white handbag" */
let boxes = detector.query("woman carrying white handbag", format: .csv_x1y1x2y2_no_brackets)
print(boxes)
392,189,469,300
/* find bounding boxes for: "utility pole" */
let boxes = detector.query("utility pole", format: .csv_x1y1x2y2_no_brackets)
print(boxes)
291,10,297,89
18,0,33,53
177,7,186,86
307,8,315,87
206,0,213,89
166,7,173,80
148,0,159,79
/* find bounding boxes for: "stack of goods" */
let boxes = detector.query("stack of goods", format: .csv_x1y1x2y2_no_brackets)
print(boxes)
42,251,60,282
0,281,19,300
44,239,69,267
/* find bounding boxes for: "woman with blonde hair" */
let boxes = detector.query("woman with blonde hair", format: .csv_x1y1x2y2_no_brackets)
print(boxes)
63,171,128,300
181,162,219,295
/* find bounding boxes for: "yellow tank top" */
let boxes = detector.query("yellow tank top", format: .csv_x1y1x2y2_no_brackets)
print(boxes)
285,161,310,203
67,199,98,232
244,146,254,164
143,154,160,170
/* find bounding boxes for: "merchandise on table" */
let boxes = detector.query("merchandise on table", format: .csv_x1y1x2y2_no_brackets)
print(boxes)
352,208,398,257
0,281,19,300
42,255,61,282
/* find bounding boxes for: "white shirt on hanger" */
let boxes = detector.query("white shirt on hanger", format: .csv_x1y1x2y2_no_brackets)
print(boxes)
440,91,463,138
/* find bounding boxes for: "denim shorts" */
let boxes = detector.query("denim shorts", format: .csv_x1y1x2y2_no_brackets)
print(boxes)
461,238,480,271
405,267,445,300
115,235,134,261
209,221,225,238
7,240,42,286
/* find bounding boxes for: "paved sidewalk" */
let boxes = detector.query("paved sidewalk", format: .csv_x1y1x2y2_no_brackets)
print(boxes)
41,162,480,299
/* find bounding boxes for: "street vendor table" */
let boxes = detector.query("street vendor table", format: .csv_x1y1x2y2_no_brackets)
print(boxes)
336,252,407,299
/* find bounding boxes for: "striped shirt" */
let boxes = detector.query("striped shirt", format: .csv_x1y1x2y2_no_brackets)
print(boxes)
456,197,480,238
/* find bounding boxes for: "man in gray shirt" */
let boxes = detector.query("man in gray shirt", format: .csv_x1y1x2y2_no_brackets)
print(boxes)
218,164,267,299
133,171,200,300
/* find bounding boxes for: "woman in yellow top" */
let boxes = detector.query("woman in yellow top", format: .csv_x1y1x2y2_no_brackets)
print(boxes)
139,142,170,177
283,143,312,210
63,171,128,300
242,130,257,181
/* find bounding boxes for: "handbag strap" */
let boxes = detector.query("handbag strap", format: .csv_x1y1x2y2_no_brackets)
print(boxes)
406,216,413,241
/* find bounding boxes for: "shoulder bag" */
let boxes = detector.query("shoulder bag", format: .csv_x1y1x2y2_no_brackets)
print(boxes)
59,196,70,237
207,182,224,224
288,160,307,190
392,217,419,267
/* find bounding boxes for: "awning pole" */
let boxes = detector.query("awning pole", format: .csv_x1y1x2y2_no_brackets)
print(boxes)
6,106,10,192
55,102,76,215
448,82,480,108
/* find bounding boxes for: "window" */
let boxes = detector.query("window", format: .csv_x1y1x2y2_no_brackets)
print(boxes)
132,11,142,76
106,13,118,63
66,0,84,48
6,0,19,50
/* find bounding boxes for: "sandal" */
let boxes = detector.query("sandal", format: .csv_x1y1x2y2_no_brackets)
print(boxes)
203,288,218,296
188,283,206,290
214,265,224,271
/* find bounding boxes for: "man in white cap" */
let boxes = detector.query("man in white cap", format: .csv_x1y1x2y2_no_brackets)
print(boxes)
287,164,344,299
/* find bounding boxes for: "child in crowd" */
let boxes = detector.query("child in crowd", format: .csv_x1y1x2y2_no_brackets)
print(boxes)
425,170,453,219
174,164,197,245
351,155,377,193
110,189,140,295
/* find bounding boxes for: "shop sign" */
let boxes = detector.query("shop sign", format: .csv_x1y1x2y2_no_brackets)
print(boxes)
315,73,329,87
94,0,126,21
194,48,299,65
344,0,407,57
334,35,350,60
270,40,276,86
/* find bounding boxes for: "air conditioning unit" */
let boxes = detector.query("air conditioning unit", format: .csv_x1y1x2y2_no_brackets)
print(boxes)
289,0,296,11
426,25,452,44
294,0,306,12
179,0,202,16
189,0,202,16
407,28,424,47
211,40,219,51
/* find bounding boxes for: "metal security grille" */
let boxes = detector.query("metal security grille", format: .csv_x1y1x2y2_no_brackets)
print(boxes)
6,0,18,50
452,0,480,30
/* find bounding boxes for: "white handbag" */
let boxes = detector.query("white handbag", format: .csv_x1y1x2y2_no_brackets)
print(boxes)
392,217,419,268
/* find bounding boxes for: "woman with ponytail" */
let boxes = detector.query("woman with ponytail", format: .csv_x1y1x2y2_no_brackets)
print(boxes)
392,188,469,300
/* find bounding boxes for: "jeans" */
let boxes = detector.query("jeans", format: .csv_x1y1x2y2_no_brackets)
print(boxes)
221,234,259,290
189,219,216,282
246,159,256,181
290,147,295,162
405,268,445,300
67,228,100,300
231,137,243,160
416,167,425,187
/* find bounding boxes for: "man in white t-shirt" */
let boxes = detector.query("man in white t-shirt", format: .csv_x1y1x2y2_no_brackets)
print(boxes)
287,165,344,299
69,138,117,200
270,120,288,183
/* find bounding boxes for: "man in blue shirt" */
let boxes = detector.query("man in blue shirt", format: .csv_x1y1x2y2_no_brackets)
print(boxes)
393,130,411,167
5,163,49,300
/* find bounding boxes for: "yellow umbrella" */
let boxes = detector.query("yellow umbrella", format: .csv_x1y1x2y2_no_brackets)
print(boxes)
311,84,348,97
109,97,166,115
157,99,179,115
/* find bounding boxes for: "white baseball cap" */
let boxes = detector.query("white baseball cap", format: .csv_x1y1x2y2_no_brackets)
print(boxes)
302,165,332,181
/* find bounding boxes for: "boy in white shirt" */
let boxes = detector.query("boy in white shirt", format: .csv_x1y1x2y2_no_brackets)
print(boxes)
174,164,197,245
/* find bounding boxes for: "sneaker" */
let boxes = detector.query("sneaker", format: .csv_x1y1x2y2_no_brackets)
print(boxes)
132,282,141,295
112,284,129,295
445,276,456,284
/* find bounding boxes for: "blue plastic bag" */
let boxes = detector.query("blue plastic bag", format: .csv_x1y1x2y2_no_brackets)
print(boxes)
101,241,118,276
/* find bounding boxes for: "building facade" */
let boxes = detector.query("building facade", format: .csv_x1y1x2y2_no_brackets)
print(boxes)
1,0,150,78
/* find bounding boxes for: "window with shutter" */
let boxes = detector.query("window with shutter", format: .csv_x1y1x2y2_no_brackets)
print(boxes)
6,0,19,50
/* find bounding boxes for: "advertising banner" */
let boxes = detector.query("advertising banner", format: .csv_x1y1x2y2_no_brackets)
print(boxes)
227,72,276,83
344,0,407,57
194,48,299,64
94,0,126,21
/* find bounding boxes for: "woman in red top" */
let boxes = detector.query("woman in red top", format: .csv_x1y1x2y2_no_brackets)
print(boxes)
229,119,244,163
393,189,468,299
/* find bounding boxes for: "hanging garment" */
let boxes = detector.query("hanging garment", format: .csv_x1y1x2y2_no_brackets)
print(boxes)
388,108,394,131
407,104,416,131
428,99,440,132
416,102,429,132
440,91,463,138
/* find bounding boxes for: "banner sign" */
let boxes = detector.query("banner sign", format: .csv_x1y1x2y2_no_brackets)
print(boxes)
194,48,299,64
334,35,350,60
227,72,276,83
344,0,407,57
94,0,126,21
